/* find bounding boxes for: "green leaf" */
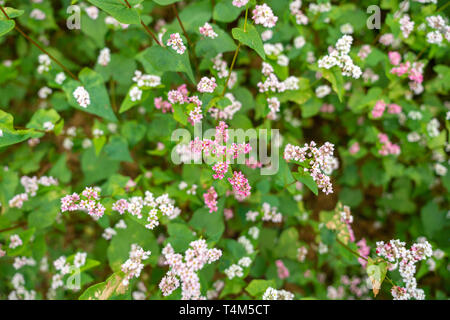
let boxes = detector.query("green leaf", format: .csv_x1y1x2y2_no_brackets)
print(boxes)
63,68,117,122
213,0,245,23
166,222,196,252
321,68,344,102
245,279,276,297
104,136,133,162
26,109,61,131
0,110,40,148
232,24,265,60
189,207,225,243
366,258,388,297
293,171,318,196
87,0,141,24
152,0,182,5
172,103,188,126
141,46,195,83
107,219,159,272
78,271,131,300
420,201,445,238
0,20,15,37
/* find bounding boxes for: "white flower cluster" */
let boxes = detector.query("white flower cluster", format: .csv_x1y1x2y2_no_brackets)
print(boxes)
267,97,280,120
262,287,294,300
425,15,449,45
85,6,99,20
30,8,46,20
197,76,217,93
38,86,52,99
9,175,58,208
426,118,440,137
315,85,331,98
112,191,181,230
199,22,218,39
37,54,51,74
399,15,414,38
13,256,36,270
252,4,278,28
224,256,252,279
245,202,283,223
206,280,224,300
8,273,36,300
51,252,87,290
121,244,151,286
132,70,161,88
317,35,362,79
376,238,433,300
73,86,91,108
55,72,66,85
209,93,242,120
308,2,332,14
102,219,127,240
159,240,222,299
238,235,254,254
290,0,308,25
97,47,111,66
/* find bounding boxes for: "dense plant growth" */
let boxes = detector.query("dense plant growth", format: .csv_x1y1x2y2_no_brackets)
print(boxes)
0,0,449,300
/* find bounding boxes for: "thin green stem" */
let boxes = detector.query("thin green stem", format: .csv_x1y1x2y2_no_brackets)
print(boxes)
121,0,161,46
0,5,79,81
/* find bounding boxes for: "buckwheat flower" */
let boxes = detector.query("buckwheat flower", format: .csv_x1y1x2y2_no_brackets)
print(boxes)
276,260,290,279
294,36,306,49
318,241,328,254
102,227,117,240
264,43,284,56
261,62,274,76
85,6,99,20
434,163,447,176
189,105,203,124
115,219,127,229
9,193,28,209
167,33,186,54
388,103,402,114
388,51,402,66
379,33,395,46
261,30,273,41
232,0,249,7
297,246,308,262
30,9,46,20
427,30,443,44
97,48,111,66
263,287,294,300
199,22,218,39
267,97,280,115
43,121,54,132
228,171,251,200
38,87,52,99
246,210,259,221
309,2,332,13
212,162,229,180
203,187,218,213
407,132,421,142
427,118,440,137
9,235,23,249
159,271,180,296
55,72,66,85
252,4,278,28
248,226,259,240
340,23,354,34
121,244,151,286
372,100,386,118
408,110,422,120
129,86,143,102
112,199,128,214
358,45,371,59
277,54,289,66
349,142,360,155
224,264,244,279
315,85,331,98
73,86,90,108
197,77,217,93
74,252,87,268
399,15,414,38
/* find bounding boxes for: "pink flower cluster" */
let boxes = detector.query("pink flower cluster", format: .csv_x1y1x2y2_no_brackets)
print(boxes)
389,51,423,84
60,187,105,218
378,133,400,156
121,244,151,286
203,187,218,213
232,0,248,8
349,142,360,155
284,141,335,194
212,161,229,180
275,260,290,279
159,240,222,300
372,100,402,119
199,22,217,39
376,238,433,300
228,171,251,201
167,33,186,54
356,238,370,267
